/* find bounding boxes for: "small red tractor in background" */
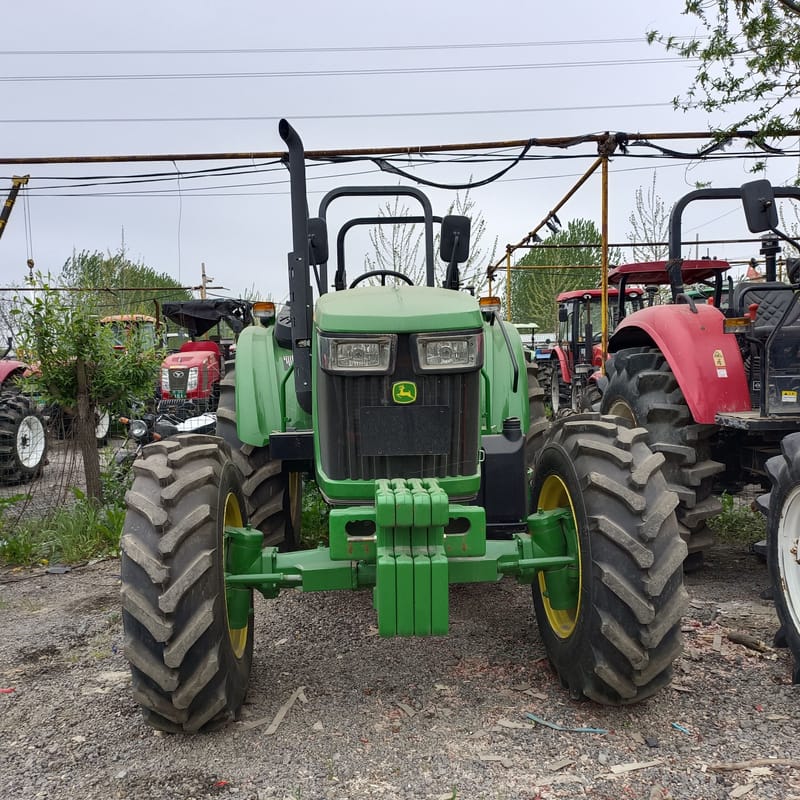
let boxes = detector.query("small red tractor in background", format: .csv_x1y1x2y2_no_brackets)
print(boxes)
0,339,47,484
549,286,645,413
158,299,252,413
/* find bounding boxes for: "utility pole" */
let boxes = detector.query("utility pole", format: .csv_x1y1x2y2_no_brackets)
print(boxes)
199,262,213,300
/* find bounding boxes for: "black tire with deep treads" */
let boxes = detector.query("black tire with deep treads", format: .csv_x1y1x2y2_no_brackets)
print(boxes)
531,414,688,704
600,347,723,556
217,362,301,549
759,433,800,683
121,434,253,732
526,360,549,471
0,392,47,485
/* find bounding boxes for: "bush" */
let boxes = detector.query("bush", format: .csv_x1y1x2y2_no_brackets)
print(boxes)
708,491,766,547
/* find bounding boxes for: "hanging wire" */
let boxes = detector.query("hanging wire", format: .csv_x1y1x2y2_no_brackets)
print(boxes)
173,160,183,285
22,180,34,269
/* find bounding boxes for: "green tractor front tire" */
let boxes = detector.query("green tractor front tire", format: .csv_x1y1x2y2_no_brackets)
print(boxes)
121,435,254,732
762,433,800,683
531,414,688,704
217,363,301,550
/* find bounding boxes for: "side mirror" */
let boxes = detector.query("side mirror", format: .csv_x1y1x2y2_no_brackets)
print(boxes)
308,217,329,264
440,215,471,264
741,179,779,233
558,306,569,323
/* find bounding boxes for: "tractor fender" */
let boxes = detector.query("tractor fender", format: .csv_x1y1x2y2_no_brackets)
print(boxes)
0,359,28,387
608,304,750,424
482,319,530,434
232,325,311,446
550,346,571,383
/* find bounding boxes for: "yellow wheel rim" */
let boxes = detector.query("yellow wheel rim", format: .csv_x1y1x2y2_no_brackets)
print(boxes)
537,474,582,638
606,397,636,425
223,491,248,659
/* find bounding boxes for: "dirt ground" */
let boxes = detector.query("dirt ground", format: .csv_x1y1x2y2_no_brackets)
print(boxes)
0,541,798,800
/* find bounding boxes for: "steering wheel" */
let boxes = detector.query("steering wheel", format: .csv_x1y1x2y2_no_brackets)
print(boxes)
349,270,414,288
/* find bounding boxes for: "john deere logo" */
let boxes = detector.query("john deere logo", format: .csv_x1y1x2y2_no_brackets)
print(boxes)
392,381,417,404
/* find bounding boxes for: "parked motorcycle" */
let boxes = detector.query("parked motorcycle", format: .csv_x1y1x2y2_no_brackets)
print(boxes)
115,403,216,472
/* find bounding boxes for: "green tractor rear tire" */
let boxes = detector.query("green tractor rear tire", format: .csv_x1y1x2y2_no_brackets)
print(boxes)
600,346,723,560
121,435,254,732
217,363,302,550
531,414,688,704
762,433,800,683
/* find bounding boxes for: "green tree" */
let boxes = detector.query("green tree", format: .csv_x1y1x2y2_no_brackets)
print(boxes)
364,189,497,294
13,272,162,503
60,249,191,317
509,219,621,332
648,1,800,138
627,172,669,263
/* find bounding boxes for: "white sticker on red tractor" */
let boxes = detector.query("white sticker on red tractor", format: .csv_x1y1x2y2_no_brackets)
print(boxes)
713,349,727,378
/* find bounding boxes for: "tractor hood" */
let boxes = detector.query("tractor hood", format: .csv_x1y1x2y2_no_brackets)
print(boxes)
162,350,216,368
315,285,483,334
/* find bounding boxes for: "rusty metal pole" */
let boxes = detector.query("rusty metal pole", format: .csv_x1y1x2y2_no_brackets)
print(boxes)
600,154,609,373
487,155,604,281
505,247,512,320
0,175,29,241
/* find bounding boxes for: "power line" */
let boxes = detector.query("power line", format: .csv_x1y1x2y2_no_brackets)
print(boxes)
0,56,698,83
4,128,791,167
0,102,673,125
0,36,702,57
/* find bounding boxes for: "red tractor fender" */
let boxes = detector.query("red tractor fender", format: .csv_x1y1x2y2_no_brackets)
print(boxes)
0,359,29,387
550,346,571,383
609,304,750,424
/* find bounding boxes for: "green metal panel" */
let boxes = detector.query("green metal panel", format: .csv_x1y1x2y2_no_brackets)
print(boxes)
233,325,311,446
315,285,483,333
481,318,529,435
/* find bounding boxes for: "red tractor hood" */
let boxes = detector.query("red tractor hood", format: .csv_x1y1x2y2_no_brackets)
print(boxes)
162,350,216,369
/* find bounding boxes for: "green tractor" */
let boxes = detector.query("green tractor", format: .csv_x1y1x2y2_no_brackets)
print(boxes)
119,120,688,732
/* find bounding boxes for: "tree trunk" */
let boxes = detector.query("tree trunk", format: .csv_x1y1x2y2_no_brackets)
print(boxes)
75,356,103,502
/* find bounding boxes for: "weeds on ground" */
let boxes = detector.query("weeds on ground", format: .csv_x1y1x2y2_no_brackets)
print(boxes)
0,466,130,567
708,491,766,547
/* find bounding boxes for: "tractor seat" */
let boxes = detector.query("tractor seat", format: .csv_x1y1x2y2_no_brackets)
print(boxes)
732,281,800,335
274,306,293,350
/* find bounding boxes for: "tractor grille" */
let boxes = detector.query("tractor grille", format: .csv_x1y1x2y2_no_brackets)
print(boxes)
167,369,189,393
317,335,480,482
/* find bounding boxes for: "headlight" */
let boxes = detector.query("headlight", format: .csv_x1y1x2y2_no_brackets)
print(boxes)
129,419,149,440
161,368,169,391
318,335,396,374
187,367,199,390
413,332,483,372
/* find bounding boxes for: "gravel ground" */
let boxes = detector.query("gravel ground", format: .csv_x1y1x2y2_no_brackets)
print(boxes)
0,542,798,800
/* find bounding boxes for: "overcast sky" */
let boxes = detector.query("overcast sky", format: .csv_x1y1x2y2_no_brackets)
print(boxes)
1,0,797,305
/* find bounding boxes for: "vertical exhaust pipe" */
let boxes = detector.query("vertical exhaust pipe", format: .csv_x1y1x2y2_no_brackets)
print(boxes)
279,119,313,413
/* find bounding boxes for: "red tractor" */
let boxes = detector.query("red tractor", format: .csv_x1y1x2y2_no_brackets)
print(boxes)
0,340,47,484
599,180,800,569
549,286,645,413
158,299,252,413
